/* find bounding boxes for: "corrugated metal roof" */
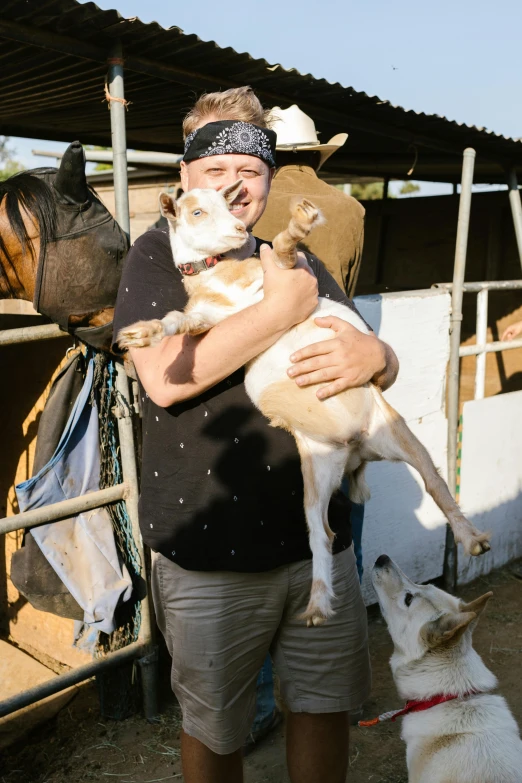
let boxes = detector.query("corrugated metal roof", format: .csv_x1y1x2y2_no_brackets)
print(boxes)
1,0,521,183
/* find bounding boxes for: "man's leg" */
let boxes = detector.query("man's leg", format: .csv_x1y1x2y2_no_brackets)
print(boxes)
271,548,370,783
286,712,349,783
181,731,243,783
151,554,286,779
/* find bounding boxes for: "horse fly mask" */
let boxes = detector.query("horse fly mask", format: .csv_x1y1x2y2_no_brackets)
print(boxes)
10,142,129,350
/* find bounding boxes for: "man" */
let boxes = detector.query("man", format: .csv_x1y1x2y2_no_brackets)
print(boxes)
255,104,365,298
114,86,399,783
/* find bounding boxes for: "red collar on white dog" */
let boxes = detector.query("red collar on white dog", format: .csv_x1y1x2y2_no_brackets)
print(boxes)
178,255,223,276
358,691,480,727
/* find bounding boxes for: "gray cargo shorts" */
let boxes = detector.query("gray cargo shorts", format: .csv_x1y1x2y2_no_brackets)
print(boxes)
151,545,371,755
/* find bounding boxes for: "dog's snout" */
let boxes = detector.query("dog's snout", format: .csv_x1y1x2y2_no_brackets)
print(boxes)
375,554,391,568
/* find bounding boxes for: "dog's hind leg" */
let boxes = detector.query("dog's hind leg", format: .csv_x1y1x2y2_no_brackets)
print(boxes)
366,389,491,557
293,431,349,626
272,199,323,269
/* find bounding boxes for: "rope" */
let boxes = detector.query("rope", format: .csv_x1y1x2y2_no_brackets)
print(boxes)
89,350,141,654
103,83,132,110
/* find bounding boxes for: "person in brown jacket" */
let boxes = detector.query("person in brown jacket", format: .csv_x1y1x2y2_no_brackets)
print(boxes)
254,105,367,736
254,104,365,298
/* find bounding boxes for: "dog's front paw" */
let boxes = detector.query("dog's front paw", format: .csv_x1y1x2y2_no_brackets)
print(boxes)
292,198,322,231
117,319,165,349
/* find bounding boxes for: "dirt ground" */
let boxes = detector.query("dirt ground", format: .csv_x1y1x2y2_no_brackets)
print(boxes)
1,560,521,783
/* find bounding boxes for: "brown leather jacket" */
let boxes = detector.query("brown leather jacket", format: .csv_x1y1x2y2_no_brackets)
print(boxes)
254,164,365,297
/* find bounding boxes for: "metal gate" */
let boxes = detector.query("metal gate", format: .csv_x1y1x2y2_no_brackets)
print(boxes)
0,323,158,721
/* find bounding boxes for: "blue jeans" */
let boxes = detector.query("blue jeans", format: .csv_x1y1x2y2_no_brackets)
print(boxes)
253,481,364,729
251,653,277,733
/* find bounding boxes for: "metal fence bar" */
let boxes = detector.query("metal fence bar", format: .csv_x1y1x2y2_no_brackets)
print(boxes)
0,641,147,719
507,168,522,269
0,484,127,536
474,289,488,400
114,362,159,720
444,147,476,592
0,323,68,345
434,280,522,292
460,337,522,357
107,39,130,239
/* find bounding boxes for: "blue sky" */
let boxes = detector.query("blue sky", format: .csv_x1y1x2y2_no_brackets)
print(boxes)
9,0,521,195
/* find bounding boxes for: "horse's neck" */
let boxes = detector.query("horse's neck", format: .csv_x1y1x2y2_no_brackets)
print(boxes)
0,209,40,300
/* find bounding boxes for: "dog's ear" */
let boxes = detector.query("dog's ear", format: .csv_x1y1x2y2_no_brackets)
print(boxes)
222,179,243,205
159,192,179,222
421,611,476,649
460,591,493,621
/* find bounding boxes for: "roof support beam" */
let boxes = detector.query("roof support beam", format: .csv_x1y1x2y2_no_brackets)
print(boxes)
0,17,494,158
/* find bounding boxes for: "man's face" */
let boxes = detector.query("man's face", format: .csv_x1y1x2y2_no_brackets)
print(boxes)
180,155,273,231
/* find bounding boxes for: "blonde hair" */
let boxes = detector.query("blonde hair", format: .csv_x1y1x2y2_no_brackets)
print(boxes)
183,86,270,139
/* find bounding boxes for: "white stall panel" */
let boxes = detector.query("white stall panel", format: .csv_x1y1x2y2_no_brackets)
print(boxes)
458,390,522,584
360,412,448,604
355,289,451,422
353,289,451,603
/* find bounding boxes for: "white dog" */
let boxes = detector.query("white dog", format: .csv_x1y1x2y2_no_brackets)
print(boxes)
119,182,490,626
370,555,522,783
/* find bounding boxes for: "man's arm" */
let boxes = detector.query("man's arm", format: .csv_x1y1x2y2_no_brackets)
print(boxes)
288,316,399,400
131,247,319,407
286,253,399,399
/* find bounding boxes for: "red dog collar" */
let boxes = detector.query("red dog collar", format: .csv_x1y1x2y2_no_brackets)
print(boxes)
359,691,480,727
178,255,222,276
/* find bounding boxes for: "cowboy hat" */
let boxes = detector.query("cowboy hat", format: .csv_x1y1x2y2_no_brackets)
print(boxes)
269,105,348,169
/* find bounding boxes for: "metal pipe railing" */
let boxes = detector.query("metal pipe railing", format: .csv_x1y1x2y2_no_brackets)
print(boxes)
444,147,476,592
460,337,522,357
107,39,130,240
0,330,158,720
507,168,522,269
0,641,147,718
0,323,68,345
434,280,522,292
474,288,488,400
0,484,128,536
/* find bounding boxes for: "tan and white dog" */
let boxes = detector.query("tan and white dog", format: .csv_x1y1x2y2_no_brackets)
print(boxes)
118,181,490,626
371,555,522,783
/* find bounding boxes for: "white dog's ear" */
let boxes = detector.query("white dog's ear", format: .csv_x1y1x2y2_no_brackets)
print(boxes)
159,192,179,222
421,611,476,649
222,179,243,205
460,591,493,620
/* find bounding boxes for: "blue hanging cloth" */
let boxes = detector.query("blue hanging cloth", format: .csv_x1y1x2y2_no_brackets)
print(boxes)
16,357,132,634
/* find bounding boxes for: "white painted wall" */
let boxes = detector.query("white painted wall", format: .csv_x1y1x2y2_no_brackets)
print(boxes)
354,289,452,603
458,391,522,584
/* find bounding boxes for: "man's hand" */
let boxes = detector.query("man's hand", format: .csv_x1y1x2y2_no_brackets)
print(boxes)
287,315,398,400
259,244,318,330
501,320,522,342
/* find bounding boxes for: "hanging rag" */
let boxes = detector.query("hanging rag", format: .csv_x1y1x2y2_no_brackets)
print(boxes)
15,356,132,634
11,351,86,619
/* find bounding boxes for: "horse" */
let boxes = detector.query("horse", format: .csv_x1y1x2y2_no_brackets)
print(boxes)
0,141,129,350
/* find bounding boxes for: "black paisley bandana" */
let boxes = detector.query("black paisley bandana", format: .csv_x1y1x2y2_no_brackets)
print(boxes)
183,120,277,167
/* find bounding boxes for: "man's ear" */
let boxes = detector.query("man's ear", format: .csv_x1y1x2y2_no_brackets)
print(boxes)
222,179,243,205
421,611,476,649
460,591,493,621
159,192,178,222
